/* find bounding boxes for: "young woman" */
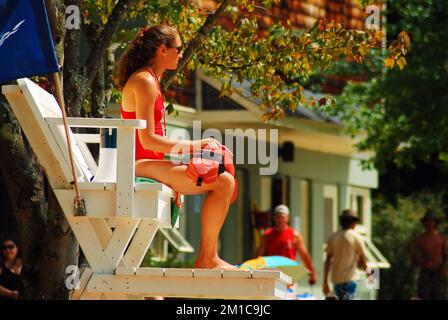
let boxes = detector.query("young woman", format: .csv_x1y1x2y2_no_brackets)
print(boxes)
0,239,22,300
115,25,236,269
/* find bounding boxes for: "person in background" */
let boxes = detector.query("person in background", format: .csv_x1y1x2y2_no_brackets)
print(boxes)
0,239,22,300
412,209,446,300
256,204,317,285
323,209,367,300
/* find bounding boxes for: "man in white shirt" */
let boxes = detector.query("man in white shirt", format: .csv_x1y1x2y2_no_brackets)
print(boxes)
323,209,367,300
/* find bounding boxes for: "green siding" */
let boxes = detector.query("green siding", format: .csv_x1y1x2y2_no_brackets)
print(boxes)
277,147,378,188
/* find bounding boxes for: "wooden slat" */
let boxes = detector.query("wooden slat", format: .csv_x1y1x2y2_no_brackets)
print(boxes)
46,117,146,129
164,268,194,277
102,293,130,300
78,182,116,191
74,133,100,144
89,218,112,250
80,292,104,300
116,127,135,217
1,85,21,94
222,269,253,279
87,274,288,300
252,270,292,285
123,220,159,268
68,217,106,272
71,268,93,300
115,267,136,275
74,135,98,175
193,269,223,278
134,183,172,193
4,81,72,188
135,268,165,277
103,218,139,267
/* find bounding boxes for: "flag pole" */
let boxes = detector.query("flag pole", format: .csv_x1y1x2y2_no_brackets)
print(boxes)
52,71,86,216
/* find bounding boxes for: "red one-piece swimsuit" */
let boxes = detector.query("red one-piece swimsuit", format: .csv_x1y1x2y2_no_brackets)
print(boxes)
121,93,165,161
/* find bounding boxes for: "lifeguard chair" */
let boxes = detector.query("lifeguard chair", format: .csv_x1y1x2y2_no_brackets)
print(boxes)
2,78,291,300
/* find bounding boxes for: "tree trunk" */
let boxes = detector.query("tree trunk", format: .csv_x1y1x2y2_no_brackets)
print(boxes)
0,97,46,298
1,91,79,300
0,171,19,242
37,190,79,299
63,0,83,117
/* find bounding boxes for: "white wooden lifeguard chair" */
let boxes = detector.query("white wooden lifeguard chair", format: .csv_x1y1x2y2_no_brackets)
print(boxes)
2,78,292,300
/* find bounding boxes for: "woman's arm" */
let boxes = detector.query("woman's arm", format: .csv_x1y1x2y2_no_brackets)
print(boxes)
0,268,18,299
133,75,219,154
0,284,17,299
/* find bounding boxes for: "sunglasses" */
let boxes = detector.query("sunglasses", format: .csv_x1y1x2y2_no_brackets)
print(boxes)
2,244,16,250
170,44,183,54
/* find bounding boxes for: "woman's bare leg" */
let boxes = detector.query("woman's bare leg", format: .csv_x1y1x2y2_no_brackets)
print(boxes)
135,160,236,269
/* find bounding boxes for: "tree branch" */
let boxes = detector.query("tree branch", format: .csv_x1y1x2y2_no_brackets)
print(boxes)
163,0,236,90
81,0,135,99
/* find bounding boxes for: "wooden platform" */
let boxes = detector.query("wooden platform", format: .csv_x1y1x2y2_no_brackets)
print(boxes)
74,268,292,300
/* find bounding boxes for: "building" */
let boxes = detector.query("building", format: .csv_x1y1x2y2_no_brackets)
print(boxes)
108,0,390,299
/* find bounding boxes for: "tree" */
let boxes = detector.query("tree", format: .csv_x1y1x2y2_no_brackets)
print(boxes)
372,193,447,299
0,0,405,299
327,0,448,176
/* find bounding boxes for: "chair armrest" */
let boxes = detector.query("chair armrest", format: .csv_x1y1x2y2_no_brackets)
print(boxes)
46,117,146,129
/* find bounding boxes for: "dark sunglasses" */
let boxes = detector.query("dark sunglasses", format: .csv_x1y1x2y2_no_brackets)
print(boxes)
170,44,182,54
2,244,16,250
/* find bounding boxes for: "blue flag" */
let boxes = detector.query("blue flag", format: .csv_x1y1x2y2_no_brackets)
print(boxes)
0,0,59,83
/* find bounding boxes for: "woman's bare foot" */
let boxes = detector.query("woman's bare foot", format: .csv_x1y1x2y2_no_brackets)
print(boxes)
194,256,237,270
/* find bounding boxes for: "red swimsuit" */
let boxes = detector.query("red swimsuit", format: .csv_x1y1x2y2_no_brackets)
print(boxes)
121,94,165,161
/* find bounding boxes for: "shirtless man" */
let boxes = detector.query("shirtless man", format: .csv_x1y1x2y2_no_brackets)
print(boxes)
412,209,447,300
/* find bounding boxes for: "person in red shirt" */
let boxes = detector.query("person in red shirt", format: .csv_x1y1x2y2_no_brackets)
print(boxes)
256,204,317,284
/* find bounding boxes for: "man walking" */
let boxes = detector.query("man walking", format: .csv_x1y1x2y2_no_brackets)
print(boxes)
412,209,446,300
256,204,317,285
323,209,368,300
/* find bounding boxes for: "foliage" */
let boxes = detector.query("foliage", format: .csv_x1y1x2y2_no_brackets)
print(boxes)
141,248,195,268
80,0,407,121
372,192,447,299
323,0,448,172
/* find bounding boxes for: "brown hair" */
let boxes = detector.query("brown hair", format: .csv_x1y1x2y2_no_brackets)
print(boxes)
115,25,178,90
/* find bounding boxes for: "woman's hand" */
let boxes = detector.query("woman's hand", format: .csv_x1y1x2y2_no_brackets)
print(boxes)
197,138,222,151
9,290,19,300
190,138,234,157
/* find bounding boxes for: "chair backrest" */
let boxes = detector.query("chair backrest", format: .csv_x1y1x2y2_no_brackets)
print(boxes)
2,78,93,189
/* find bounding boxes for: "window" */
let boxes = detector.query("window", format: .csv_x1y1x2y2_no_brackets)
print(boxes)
159,228,194,253
356,230,391,269
271,176,289,209
323,185,338,239
300,180,310,249
152,229,194,261
349,187,371,228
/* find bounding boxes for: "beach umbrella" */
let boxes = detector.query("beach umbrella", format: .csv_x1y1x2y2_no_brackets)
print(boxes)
239,256,307,282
